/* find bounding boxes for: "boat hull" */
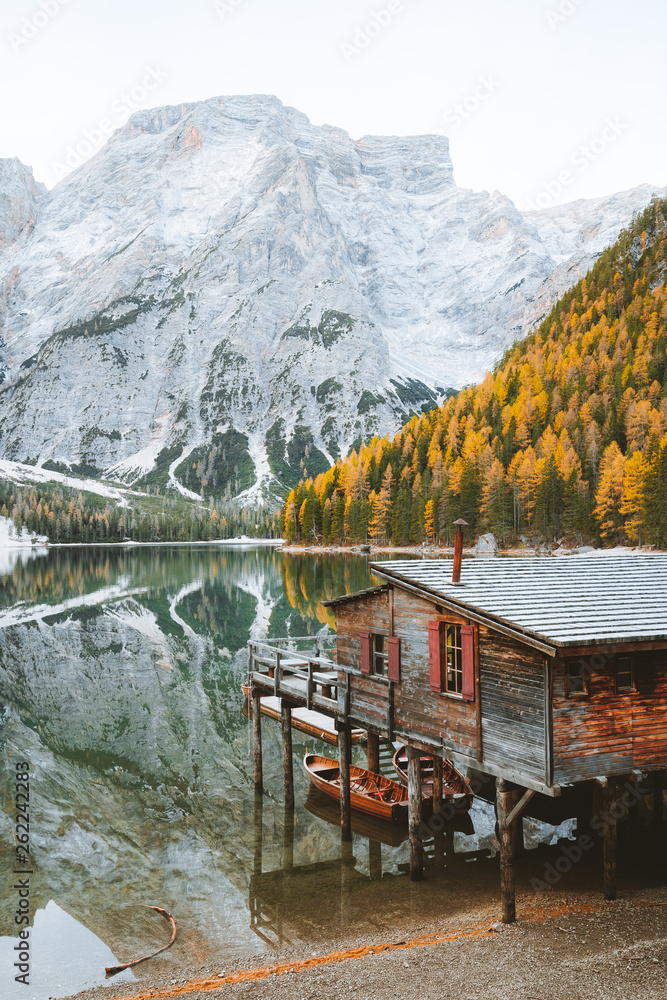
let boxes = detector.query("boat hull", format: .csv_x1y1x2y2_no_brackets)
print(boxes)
304,753,409,823
392,745,473,813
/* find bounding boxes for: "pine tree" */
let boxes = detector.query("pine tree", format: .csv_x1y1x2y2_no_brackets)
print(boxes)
643,434,667,547
391,482,411,544
594,442,626,541
457,458,481,530
620,450,647,544
481,458,511,540
331,492,346,541
532,455,564,539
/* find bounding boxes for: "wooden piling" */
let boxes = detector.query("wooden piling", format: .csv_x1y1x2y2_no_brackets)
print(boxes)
602,780,617,901
369,838,382,880
367,731,380,774
281,698,294,808
407,746,423,881
253,790,263,875
338,723,352,842
252,686,263,791
432,755,443,817
497,778,516,923
283,806,295,870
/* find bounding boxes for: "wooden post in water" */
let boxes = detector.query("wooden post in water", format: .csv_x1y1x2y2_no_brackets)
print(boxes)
602,779,617,901
338,722,352,842
407,746,423,881
281,698,294,807
252,685,263,791
497,778,516,923
367,731,380,774
253,790,263,875
432,755,443,818
369,838,382,880
283,805,295,870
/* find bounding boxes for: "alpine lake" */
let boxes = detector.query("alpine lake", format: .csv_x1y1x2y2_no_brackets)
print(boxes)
0,544,616,999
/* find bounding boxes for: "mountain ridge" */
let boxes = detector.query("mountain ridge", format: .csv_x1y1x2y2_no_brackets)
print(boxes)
1,94,664,500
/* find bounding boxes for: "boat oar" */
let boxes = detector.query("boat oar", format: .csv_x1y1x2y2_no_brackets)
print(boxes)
105,905,177,977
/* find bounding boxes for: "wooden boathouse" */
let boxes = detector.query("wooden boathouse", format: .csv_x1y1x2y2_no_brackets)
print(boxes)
247,552,667,922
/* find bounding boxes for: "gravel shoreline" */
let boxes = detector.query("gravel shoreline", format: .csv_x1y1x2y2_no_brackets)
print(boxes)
64,887,667,1000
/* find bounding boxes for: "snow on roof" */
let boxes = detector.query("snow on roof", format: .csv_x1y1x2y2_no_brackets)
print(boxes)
369,553,667,648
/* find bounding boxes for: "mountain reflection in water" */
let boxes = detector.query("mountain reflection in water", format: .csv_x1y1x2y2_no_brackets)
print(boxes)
0,546,383,993
0,545,578,999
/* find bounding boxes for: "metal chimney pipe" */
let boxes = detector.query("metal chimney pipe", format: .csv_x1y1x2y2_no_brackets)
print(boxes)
452,519,468,584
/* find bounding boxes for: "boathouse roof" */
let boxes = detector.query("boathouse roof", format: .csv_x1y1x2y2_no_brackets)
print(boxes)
364,553,667,650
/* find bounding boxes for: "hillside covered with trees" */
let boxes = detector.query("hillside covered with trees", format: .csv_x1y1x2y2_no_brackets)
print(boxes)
282,198,667,549
0,480,280,544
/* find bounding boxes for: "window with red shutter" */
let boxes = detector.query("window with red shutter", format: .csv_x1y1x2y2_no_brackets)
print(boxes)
428,620,444,692
387,636,400,682
461,624,475,701
360,632,372,674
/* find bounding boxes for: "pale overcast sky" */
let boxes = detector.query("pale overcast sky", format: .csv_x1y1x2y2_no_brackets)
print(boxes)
1,0,664,209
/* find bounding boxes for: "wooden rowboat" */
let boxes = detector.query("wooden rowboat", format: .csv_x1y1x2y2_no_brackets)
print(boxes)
392,745,473,813
241,682,365,746
304,753,409,823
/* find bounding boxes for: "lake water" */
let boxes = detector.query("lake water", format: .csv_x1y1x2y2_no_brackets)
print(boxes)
0,544,604,998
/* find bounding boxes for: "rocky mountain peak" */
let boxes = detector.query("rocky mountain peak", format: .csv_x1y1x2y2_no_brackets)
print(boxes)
0,95,663,501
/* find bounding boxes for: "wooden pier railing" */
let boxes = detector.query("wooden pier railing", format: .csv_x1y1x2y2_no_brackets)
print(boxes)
248,636,340,714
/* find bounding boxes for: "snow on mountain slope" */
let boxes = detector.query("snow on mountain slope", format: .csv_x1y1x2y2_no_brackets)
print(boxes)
0,458,134,505
0,95,662,498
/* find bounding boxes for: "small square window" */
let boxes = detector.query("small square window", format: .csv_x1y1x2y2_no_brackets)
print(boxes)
446,624,462,694
616,656,635,693
567,660,589,697
372,633,387,676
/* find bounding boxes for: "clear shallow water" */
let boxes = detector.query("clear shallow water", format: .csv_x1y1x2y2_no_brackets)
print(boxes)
0,545,594,998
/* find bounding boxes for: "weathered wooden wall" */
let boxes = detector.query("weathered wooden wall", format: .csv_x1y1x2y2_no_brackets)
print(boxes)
336,591,392,732
479,626,548,783
552,648,667,783
391,587,477,758
336,586,550,788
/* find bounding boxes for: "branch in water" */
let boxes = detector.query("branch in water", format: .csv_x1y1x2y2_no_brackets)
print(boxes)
105,905,177,977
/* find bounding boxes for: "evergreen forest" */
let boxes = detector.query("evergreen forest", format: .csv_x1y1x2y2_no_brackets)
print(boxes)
281,199,667,549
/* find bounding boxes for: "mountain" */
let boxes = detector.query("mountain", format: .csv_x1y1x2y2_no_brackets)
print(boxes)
0,95,663,500
282,198,667,549
0,157,46,268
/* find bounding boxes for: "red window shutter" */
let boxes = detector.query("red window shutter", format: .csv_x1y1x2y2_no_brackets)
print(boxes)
428,621,443,692
360,632,372,674
387,637,400,682
461,624,475,701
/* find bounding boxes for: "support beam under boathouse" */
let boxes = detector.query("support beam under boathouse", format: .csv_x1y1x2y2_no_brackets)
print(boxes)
251,685,263,792
337,721,352,842
407,746,423,881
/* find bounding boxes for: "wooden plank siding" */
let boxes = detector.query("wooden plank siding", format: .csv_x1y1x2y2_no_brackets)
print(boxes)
336,591,392,732
391,587,477,757
552,649,667,782
478,627,548,783
335,586,551,787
